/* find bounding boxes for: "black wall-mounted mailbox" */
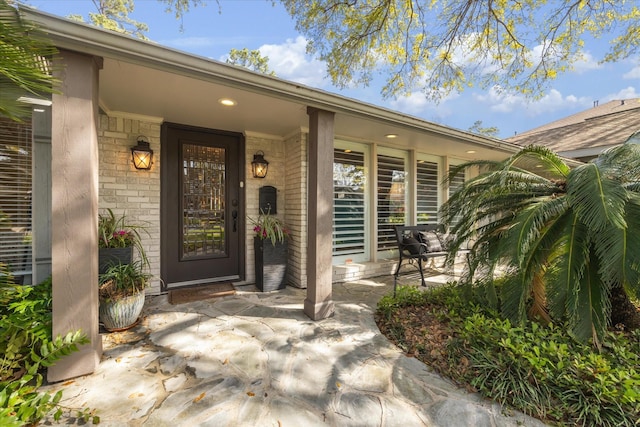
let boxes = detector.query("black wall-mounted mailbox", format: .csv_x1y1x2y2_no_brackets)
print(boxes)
259,185,277,214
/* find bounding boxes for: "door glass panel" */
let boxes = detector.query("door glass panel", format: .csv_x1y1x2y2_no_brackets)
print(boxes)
182,143,225,259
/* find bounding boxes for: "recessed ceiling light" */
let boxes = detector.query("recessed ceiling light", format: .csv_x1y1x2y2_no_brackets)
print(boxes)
466,150,476,154
218,98,237,107
385,134,398,139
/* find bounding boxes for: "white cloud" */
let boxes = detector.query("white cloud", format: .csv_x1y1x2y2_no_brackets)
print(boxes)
572,51,602,73
623,66,640,79
474,87,591,117
257,36,328,87
602,86,639,101
388,91,459,117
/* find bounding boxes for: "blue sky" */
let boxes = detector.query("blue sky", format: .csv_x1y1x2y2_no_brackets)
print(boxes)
26,0,640,138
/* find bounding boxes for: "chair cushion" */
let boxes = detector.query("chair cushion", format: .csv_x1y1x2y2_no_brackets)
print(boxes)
417,231,442,252
402,235,421,255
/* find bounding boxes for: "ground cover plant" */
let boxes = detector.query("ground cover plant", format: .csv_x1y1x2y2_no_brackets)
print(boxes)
376,284,640,426
0,265,97,425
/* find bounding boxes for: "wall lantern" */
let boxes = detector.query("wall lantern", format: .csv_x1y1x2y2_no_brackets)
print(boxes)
131,136,153,170
251,150,269,178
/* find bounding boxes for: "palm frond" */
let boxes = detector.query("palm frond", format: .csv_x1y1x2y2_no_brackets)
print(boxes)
502,196,569,267
595,143,640,183
0,1,58,121
567,254,610,348
621,197,640,300
567,163,627,231
545,212,590,321
502,145,571,180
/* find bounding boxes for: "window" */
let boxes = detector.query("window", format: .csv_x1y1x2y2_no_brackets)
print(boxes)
377,150,407,252
416,157,439,225
447,159,467,226
333,145,368,262
0,117,32,279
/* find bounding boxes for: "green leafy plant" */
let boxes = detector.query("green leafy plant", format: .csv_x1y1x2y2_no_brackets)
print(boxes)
377,284,640,426
0,265,98,425
440,143,640,347
98,261,150,302
98,208,149,267
248,210,290,245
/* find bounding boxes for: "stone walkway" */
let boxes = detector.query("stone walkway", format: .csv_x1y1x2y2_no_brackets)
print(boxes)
43,274,547,426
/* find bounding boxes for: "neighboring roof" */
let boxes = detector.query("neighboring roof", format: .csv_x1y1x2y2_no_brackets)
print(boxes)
20,6,523,162
506,99,640,158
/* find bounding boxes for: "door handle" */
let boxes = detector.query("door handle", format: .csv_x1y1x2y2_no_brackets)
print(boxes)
232,210,238,232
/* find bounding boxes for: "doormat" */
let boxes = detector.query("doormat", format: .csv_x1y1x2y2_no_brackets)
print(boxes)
168,282,236,305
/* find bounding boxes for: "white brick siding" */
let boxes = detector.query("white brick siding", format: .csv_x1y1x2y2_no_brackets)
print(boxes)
244,133,286,285
98,114,162,294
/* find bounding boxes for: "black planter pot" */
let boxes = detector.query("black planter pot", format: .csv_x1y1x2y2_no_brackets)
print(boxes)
254,237,288,292
99,247,133,274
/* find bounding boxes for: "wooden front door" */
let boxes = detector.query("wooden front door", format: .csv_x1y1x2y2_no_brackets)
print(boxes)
161,123,245,289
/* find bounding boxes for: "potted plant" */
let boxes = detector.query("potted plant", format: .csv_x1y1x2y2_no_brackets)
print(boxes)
98,209,149,274
249,211,289,292
98,261,150,331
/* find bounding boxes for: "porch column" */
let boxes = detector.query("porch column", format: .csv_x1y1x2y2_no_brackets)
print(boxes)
304,107,335,320
48,50,103,382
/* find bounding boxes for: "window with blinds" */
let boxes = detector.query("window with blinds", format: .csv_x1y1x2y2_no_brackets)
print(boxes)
416,159,439,225
333,148,366,260
377,153,406,251
448,163,466,226
0,117,32,277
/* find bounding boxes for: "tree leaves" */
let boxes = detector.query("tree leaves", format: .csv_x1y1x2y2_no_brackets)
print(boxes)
280,0,639,100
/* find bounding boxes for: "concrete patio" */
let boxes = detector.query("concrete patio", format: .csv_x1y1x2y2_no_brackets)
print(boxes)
42,272,546,426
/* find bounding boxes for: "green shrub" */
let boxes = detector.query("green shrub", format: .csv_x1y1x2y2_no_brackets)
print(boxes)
378,284,640,426
377,285,427,318
0,265,98,425
453,310,640,425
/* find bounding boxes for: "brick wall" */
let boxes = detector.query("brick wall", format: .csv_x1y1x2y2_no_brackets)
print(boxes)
284,131,308,288
98,114,162,294
244,133,286,284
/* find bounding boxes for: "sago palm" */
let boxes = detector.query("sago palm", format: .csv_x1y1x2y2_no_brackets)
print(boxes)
440,143,640,347
0,0,58,121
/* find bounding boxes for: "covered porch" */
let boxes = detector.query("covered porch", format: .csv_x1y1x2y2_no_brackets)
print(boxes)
14,8,522,382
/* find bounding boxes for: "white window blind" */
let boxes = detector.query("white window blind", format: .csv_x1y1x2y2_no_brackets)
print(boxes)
377,153,406,251
333,148,366,259
416,159,439,225
448,163,466,226
0,117,32,277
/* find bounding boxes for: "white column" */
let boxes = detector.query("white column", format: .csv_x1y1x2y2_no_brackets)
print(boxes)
48,50,102,382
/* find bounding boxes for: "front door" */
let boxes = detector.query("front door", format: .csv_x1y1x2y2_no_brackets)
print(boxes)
161,123,245,289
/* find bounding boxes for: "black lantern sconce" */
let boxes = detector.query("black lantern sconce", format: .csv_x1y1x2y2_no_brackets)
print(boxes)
131,136,154,170
251,150,269,178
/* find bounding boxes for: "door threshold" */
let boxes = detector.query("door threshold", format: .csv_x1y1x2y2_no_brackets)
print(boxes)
165,275,240,290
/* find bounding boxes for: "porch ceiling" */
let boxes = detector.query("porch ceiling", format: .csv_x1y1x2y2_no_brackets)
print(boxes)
100,57,510,161
22,6,519,161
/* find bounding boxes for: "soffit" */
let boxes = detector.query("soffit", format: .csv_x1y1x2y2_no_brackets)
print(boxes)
100,58,511,161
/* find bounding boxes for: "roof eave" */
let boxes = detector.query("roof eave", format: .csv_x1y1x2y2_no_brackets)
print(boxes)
21,6,520,154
